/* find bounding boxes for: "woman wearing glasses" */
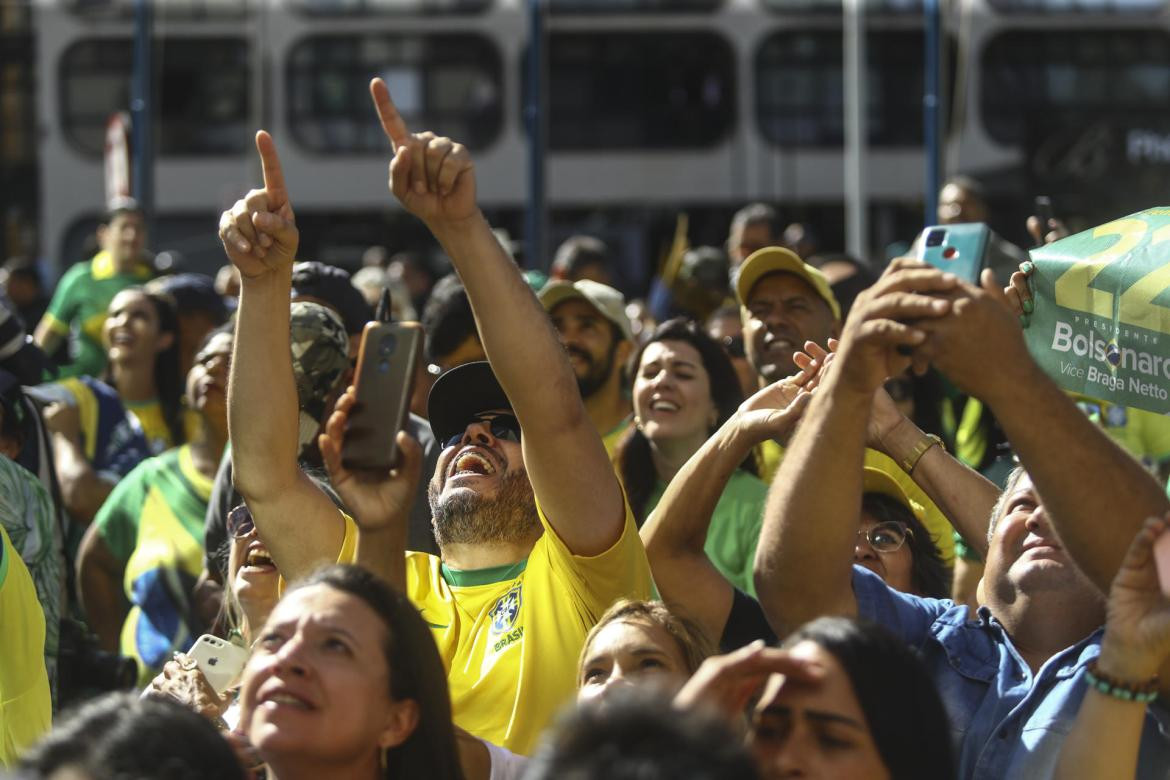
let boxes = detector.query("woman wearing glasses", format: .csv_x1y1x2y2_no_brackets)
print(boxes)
641,356,949,652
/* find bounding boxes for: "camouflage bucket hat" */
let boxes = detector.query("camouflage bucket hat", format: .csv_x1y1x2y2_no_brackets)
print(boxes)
290,301,349,444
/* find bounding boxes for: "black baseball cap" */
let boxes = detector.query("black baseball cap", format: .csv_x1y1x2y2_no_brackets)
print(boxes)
291,261,374,336
427,361,513,446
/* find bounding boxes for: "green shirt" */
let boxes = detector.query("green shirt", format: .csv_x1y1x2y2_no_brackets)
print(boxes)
94,445,212,683
41,251,153,379
646,469,768,597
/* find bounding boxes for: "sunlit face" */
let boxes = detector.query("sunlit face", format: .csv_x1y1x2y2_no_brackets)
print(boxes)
729,222,776,268
743,273,837,383
982,472,1096,605
551,299,624,399
185,332,233,425
99,211,146,266
240,585,414,769
103,289,170,365
853,511,915,595
577,618,690,706
937,183,987,225
633,340,716,450
750,641,890,780
427,410,538,548
227,509,279,631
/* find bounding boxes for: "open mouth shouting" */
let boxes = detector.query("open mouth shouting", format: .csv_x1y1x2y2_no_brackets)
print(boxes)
447,446,501,482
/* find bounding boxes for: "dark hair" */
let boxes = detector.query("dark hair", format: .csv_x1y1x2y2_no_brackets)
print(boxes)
525,689,760,780
551,235,610,281
18,691,245,779
288,565,464,780
861,492,950,599
422,274,479,365
781,617,955,780
105,287,185,448
102,197,143,225
615,317,753,524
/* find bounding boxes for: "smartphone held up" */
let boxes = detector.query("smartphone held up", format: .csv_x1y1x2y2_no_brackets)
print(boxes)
341,317,422,472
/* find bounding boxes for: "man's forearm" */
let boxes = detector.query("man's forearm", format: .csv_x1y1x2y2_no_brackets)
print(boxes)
430,213,584,434
875,420,999,558
52,434,114,525
988,360,1170,591
228,271,300,502
755,374,869,632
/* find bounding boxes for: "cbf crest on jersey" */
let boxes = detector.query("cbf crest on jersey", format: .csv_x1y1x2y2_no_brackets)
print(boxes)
489,584,522,634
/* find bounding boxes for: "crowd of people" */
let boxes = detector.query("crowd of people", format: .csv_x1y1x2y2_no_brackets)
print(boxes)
1,76,1169,780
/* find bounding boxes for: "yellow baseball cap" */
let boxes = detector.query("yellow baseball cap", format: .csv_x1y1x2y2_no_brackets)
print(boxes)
734,246,841,321
862,450,954,565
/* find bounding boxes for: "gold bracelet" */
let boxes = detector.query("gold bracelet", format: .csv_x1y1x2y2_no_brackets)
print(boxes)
901,433,943,474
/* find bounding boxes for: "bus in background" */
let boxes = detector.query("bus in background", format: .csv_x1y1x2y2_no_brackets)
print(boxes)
25,0,1170,295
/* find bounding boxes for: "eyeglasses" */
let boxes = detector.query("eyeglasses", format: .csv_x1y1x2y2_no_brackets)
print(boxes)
227,504,255,539
719,335,746,359
857,521,913,554
444,413,522,449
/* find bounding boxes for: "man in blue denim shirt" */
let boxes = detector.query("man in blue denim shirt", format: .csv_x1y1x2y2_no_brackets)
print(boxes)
755,260,1170,778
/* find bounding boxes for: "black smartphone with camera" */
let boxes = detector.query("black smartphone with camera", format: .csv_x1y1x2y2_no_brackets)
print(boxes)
341,321,421,471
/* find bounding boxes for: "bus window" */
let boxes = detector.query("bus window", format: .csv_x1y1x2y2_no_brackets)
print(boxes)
756,30,950,147
286,34,502,153
64,0,249,19
547,0,722,12
760,0,924,13
985,0,1163,13
981,30,1170,147
59,38,251,157
288,0,491,14
532,32,736,150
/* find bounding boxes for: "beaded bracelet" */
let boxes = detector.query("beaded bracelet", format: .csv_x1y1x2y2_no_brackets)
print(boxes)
1085,659,1160,704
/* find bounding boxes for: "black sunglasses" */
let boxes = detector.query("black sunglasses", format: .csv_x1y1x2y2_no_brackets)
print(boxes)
227,504,255,539
444,413,522,449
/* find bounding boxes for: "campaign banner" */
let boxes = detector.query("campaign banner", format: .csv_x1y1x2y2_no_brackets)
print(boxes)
1025,207,1170,415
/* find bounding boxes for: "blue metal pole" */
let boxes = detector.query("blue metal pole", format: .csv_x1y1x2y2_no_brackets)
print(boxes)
131,0,153,217
924,0,941,227
525,0,547,272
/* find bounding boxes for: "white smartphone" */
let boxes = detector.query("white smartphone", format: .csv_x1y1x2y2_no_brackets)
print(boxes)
188,634,249,695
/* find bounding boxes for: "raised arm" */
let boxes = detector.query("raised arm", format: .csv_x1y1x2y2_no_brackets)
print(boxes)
318,385,422,592
223,131,345,581
370,79,622,555
753,262,957,635
642,377,811,643
919,269,1170,593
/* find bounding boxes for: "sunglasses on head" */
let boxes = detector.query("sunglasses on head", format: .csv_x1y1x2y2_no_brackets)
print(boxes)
444,413,522,449
227,504,255,539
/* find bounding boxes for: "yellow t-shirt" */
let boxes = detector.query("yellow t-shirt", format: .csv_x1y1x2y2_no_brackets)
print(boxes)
0,524,52,765
601,416,634,459
405,498,651,755
756,440,955,564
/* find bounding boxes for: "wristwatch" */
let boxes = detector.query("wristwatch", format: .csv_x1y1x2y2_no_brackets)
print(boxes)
902,433,944,474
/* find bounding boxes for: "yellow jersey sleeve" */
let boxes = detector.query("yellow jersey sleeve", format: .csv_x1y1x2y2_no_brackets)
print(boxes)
528,493,654,621
0,525,52,765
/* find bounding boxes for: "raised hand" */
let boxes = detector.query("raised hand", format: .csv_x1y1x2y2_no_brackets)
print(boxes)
674,641,823,723
735,350,819,444
1098,514,1170,683
369,78,477,227
832,259,957,397
318,385,422,534
218,131,298,279
146,653,231,721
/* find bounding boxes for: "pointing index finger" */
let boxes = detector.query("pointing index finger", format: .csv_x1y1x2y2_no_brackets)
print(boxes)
369,77,411,150
255,130,288,207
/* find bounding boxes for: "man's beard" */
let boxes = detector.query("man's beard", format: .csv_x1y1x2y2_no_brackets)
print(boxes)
570,339,619,399
428,470,541,548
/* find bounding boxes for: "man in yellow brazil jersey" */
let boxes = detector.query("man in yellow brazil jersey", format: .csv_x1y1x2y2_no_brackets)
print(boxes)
219,81,652,756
